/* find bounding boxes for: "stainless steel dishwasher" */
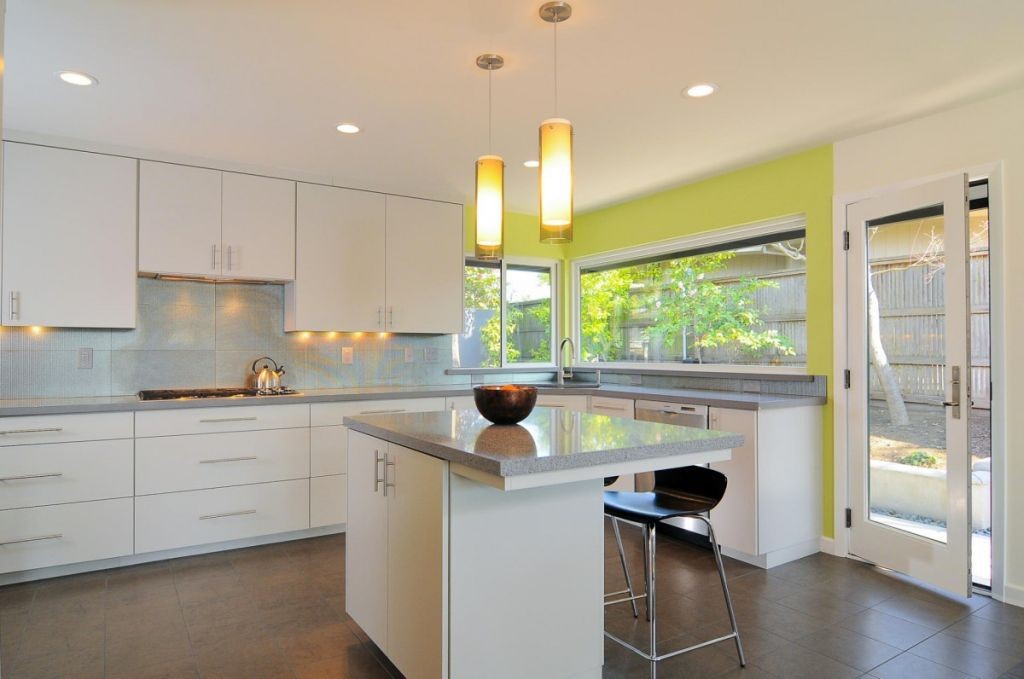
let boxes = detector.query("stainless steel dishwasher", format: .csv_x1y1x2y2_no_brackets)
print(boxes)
634,400,711,539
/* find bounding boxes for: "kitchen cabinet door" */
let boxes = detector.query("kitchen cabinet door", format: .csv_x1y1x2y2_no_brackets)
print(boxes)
221,172,296,281
139,161,222,276
286,184,386,331
386,443,448,679
384,195,463,334
708,407,759,556
2,143,137,328
537,394,589,412
345,431,389,650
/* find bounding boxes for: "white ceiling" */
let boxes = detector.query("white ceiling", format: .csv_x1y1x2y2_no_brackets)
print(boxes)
5,1,1024,213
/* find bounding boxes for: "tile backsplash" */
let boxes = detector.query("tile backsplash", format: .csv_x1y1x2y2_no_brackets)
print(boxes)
0,279,465,399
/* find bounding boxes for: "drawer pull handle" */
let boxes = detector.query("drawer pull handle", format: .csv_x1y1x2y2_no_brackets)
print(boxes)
591,405,622,412
199,509,257,521
198,417,258,424
0,472,64,482
0,533,62,547
359,409,405,415
0,427,64,436
199,456,258,464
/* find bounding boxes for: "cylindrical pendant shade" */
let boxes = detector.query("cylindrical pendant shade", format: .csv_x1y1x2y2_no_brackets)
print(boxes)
475,154,505,260
539,117,573,243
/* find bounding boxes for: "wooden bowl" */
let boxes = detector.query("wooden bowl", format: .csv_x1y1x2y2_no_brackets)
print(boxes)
473,385,538,425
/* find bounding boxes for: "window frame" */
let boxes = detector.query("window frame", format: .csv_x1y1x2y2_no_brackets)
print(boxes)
463,254,560,369
570,214,809,375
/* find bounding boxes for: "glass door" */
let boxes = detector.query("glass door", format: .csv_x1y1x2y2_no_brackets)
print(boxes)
846,174,972,597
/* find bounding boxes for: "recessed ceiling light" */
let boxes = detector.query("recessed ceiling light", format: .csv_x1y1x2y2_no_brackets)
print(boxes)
523,160,540,168
57,70,98,86
336,123,360,134
685,83,716,98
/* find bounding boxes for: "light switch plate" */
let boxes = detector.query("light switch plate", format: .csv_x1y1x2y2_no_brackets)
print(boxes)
77,347,93,370
404,347,415,363
425,347,439,362
341,347,354,364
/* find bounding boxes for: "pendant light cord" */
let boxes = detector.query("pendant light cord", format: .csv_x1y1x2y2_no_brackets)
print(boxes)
553,19,559,115
488,66,493,154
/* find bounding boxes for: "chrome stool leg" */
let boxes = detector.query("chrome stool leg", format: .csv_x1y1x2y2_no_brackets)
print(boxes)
645,522,657,678
611,517,639,618
698,516,746,667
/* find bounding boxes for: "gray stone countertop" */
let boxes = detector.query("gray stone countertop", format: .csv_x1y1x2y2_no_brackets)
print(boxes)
344,408,744,478
0,383,824,417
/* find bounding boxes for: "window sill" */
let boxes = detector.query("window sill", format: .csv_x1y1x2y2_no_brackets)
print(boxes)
571,363,815,382
446,365,559,376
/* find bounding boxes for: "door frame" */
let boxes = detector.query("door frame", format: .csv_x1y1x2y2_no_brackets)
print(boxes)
831,162,1006,600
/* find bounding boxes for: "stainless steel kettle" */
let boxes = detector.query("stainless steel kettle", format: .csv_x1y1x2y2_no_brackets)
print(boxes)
252,356,286,394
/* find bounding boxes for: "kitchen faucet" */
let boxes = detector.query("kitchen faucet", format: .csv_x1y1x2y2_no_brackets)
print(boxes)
557,337,576,386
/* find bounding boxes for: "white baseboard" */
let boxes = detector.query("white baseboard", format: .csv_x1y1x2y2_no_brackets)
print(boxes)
721,538,822,569
999,582,1024,608
819,536,840,556
0,524,346,586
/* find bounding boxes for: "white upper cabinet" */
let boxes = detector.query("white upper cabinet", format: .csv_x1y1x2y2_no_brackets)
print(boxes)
2,143,137,328
286,183,386,331
221,172,296,281
384,195,463,334
139,161,222,277
138,165,295,281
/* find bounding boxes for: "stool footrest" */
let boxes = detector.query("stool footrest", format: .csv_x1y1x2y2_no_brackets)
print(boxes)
604,629,740,662
603,593,648,607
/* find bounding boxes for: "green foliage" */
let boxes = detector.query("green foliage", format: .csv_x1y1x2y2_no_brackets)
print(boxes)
463,265,501,367
898,451,939,468
580,251,796,364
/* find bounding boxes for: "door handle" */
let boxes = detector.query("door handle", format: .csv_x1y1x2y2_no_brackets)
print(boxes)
9,291,19,321
0,427,64,436
199,509,256,520
199,456,258,464
387,307,394,328
211,244,219,270
374,450,385,493
0,533,62,547
198,416,258,424
378,306,383,327
226,245,233,271
944,365,962,420
0,472,64,482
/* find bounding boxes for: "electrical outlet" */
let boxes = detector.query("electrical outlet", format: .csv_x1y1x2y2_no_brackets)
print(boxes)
77,347,93,370
341,347,354,364
404,347,415,363
424,347,439,362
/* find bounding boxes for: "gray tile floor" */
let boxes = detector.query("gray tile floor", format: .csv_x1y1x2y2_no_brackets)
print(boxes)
0,528,1021,678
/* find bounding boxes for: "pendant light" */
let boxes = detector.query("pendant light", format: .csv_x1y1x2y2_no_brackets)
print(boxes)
475,53,505,260
538,1,573,243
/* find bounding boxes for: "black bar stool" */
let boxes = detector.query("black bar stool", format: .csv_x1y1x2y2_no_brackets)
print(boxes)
603,476,640,618
603,466,745,677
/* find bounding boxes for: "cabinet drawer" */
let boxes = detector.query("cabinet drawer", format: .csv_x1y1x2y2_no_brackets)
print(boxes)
311,425,347,477
589,397,634,418
135,404,309,437
0,412,133,446
134,479,310,553
536,395,589,411
0,439,134,510
310,398,445,426
136,428,310,495
0,499,133,574
310,474,347,527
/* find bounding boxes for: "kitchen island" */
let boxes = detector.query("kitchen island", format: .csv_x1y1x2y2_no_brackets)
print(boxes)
343,406,743,679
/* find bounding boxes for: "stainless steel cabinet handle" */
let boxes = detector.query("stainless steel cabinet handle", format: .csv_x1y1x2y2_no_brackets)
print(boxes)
378,306,383,327
590,404,622,412
199,456,258,464
199,509,256,520
374,450,385,493
359,409,405,415
0,427,64,435
211,244,219,270
226,245,233,271
198,416,258,423
0,533,62,547
9,291,19,321
0,472,64,482
387,306,394,328
383,453,396,496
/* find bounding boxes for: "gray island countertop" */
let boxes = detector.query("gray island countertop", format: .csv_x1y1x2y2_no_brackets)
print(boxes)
344,407,743,483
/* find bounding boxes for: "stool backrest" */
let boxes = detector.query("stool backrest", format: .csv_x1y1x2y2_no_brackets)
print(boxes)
653,466,728,509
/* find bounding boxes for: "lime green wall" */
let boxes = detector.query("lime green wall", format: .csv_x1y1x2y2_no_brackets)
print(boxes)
463,146,836,537
568,146,836,537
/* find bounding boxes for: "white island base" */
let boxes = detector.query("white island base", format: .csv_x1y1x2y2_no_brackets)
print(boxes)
344,412,738,679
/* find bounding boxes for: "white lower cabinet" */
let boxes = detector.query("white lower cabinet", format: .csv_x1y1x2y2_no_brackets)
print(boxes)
310,475,347,527
536,394,589,411
709,405,822,567
0,499,133,574
347,431,448,679
589,397,636,491
445,395,476,411
135,428,310,495
0,439,134,511
135,478,310,554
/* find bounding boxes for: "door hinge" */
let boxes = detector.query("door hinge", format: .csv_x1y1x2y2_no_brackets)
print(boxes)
845,507,852,528
843,369,851,389
842,230,850,251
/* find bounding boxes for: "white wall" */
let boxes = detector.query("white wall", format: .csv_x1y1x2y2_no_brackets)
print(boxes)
834,86,1024,605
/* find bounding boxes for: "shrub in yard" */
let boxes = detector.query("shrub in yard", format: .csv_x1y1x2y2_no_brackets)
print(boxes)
898,451,939,468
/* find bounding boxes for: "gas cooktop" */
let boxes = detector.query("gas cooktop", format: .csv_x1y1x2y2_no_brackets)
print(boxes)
137,388,298,401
